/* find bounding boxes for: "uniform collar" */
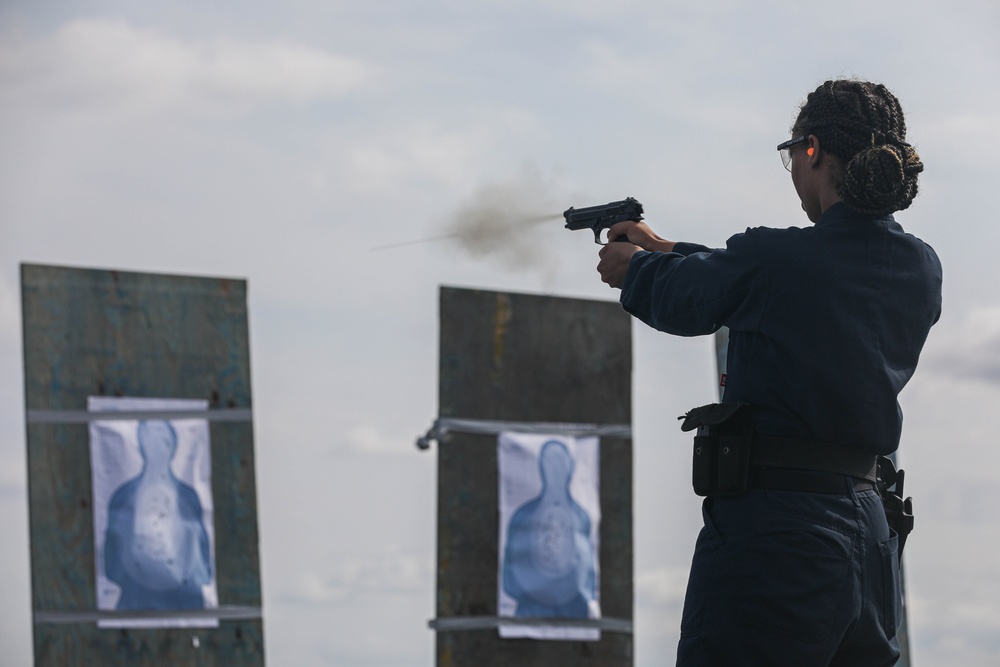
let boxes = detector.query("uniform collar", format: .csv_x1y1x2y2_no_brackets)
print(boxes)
815,201,894,227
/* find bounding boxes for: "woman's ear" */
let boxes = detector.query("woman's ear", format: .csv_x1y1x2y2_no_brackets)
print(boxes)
807,135,821,164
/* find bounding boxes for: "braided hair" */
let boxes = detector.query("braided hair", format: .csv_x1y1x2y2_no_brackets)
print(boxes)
793,80,923,219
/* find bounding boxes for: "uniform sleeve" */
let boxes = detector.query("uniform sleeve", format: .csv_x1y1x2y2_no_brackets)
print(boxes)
671,241,714,256
619,230,769,336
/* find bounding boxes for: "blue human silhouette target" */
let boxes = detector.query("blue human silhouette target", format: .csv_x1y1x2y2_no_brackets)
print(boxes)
498,432,600,640
88,396,218,628
104,420,212,606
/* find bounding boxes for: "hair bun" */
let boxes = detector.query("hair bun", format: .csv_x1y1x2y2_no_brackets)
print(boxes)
842,144,921,218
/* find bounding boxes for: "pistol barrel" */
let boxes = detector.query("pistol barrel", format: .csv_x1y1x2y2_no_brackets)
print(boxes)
563,197,643,228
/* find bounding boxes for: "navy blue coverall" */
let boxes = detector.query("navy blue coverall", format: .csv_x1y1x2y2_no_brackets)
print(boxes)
619,202,942,665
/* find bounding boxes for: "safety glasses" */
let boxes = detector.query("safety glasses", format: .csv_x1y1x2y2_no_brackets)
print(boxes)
777,136,809,171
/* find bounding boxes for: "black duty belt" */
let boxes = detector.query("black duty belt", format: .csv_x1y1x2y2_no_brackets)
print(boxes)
751,436,878,483
679,403,881,497
750,467,877,494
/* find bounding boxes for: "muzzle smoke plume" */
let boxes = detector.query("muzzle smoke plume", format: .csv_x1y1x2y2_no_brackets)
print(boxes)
370,166,567,282
441,166,563,274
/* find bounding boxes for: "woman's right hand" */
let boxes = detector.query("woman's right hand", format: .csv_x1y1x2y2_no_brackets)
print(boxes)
606,220,676,253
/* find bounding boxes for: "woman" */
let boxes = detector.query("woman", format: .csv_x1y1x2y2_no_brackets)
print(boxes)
597,80,942,665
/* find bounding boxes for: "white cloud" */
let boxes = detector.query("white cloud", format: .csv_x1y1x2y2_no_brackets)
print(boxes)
338,122,486,196
907,516,1000,665
0,273,19,345
0,453,25,501
0,19,376,117
343,424,416,455
282,550,433,605
309,108,547,205
635,565,688,608
921,305,1000,385
931,112,1000,143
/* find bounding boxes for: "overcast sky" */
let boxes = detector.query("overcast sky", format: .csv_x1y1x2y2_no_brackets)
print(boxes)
2,1,999,665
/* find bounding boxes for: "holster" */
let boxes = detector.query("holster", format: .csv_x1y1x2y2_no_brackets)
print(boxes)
877,455,914,559
679,403,754,497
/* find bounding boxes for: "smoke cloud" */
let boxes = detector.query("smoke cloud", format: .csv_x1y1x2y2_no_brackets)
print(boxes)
369,165,571,283
442,165,564,276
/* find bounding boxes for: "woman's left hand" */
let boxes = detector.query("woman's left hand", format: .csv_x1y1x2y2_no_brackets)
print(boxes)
597,241,642,289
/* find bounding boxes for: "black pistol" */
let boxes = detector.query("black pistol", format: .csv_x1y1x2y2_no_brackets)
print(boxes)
564,197,644,244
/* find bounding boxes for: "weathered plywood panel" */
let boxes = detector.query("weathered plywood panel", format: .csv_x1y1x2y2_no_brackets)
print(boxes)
435,286,633,667
21,264,264,666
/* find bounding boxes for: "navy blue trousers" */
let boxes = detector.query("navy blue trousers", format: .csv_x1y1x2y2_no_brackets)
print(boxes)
677,474,901,666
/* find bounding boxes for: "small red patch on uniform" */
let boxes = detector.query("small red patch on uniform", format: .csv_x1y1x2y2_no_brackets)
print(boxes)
720,373,728,387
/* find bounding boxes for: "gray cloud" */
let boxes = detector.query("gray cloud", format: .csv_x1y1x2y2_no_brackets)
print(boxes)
921,306,1000,385
278,551,434,606
0,19,376,117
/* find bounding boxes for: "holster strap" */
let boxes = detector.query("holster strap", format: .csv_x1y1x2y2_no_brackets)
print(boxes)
751,436,878,482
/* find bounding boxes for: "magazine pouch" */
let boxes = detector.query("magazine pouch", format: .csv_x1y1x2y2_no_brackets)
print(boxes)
680,403,754,497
